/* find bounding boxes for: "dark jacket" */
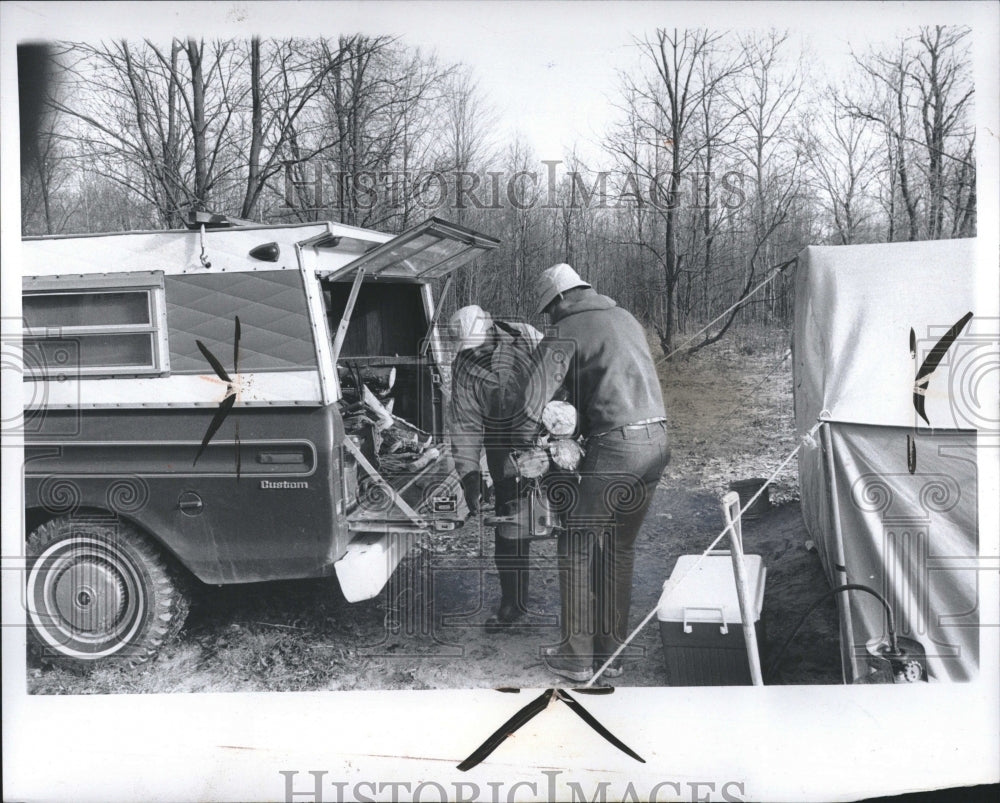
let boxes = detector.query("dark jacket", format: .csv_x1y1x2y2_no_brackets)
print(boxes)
449,321,541,478
523,289,666,437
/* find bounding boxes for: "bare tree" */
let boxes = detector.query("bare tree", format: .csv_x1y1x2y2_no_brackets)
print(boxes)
27,27,976,338
949,135,976,237
240,38,352,220
803,89,880,244
687,30,804,348
679,50,745,326
312,36,460,229
50,40,197,227
912,26,975,239
47,37,379,229
844,26,975,241
20,69,72,235
608,28,743,354
846,42,921,240
439,66,496,221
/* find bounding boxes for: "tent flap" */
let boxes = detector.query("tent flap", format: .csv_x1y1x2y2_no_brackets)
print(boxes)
794,239,983,683
827,424,978,681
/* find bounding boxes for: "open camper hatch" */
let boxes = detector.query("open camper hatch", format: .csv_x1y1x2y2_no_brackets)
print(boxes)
320,218,500,598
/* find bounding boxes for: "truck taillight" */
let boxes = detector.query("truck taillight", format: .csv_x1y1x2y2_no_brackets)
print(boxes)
340,441,359,513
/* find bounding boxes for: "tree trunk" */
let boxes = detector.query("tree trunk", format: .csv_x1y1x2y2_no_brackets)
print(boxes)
241,38,263,219
186,39,209,211
893,68,919,241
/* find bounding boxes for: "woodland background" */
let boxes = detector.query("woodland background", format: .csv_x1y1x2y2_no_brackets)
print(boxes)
21,27,976,354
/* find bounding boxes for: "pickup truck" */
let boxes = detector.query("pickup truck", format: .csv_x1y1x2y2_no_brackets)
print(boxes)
21,214,497,670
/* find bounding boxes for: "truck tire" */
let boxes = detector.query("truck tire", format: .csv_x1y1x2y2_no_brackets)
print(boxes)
25,515,190,672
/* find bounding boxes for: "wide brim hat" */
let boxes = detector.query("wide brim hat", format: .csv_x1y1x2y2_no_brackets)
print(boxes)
448,305,493,351
533,263,592,314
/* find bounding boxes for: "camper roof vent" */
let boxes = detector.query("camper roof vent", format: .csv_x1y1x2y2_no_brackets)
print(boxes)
182,210,256,230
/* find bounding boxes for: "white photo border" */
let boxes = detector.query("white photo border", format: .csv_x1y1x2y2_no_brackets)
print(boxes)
3,3,998,801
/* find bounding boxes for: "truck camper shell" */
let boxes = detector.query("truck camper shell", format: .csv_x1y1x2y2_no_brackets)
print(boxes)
21,216,499,668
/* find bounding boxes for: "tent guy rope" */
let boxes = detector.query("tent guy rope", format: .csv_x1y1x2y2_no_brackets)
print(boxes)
658,257,796,363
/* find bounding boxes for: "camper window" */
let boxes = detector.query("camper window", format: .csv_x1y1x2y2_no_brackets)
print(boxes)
22,272,168,378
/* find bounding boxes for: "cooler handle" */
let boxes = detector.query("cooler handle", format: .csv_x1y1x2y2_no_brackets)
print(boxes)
682,606,728,634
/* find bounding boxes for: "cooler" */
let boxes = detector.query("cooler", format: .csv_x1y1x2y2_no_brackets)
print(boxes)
657,554,766,686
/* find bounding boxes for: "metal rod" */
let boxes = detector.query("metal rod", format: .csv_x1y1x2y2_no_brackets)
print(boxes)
296,243,336,405
820,420,859,682
420,273,455,358
722,491,764,686
330,266,366,365
198,224,211,268
342,437,427,528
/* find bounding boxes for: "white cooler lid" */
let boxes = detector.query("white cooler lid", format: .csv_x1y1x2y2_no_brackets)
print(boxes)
656,554,766,625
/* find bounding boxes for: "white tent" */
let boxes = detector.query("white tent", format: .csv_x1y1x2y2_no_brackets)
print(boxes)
793,238,989,682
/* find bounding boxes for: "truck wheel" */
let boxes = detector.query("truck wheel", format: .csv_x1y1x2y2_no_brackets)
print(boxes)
25,516,190,672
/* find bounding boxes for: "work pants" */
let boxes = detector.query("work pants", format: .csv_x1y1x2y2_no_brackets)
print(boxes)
556,421,669,669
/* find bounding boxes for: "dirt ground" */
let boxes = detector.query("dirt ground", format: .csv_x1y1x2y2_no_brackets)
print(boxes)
27,326,842,694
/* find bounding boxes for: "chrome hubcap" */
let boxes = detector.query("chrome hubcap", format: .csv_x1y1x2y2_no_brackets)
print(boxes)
52,557,126,633
27,535,146,658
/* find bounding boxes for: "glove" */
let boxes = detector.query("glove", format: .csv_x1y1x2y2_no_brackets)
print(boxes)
460,471,482,515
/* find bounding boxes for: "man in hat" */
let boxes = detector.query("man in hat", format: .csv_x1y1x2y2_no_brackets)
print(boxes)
448,304,542,632
520,264,669,682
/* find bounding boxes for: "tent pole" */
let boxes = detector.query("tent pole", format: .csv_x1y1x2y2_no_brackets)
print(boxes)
722,492,764,685
820,421,859,683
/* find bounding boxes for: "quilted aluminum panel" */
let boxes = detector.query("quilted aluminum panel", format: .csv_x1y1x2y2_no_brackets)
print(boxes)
166,270,318,373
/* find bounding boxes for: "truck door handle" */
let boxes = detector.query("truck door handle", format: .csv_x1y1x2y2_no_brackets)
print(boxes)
256,451,306,465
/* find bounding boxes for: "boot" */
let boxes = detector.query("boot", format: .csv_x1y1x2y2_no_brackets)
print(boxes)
485,604,523,634
515,566,530,614
485,567,527,633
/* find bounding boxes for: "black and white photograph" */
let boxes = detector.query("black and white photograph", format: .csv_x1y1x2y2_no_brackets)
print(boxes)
3,2,998,801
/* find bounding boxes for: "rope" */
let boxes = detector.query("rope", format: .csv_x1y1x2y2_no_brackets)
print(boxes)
658,258,796,363
585,420,822,687
712,348,792,431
